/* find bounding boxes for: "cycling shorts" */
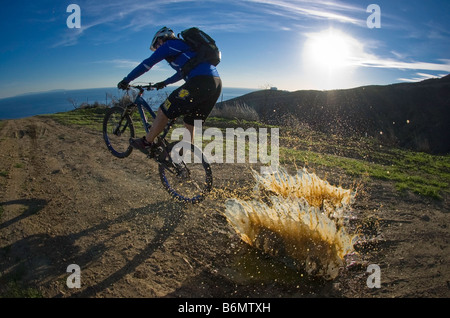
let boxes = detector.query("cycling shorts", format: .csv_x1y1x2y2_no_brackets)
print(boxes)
160,76,222,126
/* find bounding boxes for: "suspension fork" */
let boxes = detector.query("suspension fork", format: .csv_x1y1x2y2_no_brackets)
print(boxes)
112,104,133,136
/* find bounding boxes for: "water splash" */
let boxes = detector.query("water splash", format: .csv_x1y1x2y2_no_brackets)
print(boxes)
252,167,356,221
224,167,358,280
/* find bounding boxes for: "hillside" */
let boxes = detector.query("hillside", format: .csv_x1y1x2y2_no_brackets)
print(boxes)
0,109,448,300
219,75,450,154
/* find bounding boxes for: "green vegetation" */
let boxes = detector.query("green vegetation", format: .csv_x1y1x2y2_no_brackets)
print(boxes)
279,135,449,200
0,281,42,298
0,262,42,298
44,105,107,131
45,104,170,137
46,105,449,199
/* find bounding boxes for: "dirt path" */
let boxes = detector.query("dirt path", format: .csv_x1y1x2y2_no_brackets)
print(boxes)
0,116,448,298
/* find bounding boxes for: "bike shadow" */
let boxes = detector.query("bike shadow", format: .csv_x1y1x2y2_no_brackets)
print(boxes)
0,199,186,298
69,199,186,297
0,198,48,230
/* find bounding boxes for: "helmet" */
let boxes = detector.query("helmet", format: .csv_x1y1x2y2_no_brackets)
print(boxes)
150,27,175,51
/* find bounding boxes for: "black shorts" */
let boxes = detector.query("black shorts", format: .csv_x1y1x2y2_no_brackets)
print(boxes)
160,76,222,126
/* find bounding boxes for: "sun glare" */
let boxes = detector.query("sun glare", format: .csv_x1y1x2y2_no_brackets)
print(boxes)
300,28,362,89
303,28,356,72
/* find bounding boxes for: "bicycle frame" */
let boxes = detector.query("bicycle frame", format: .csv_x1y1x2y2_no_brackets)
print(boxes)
131,87,174,139
104,84,213,203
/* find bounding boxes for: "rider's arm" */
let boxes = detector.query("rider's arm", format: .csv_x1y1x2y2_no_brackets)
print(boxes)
124,43,173,82
164,72,183,85
124,40,186,83
124,54,164,82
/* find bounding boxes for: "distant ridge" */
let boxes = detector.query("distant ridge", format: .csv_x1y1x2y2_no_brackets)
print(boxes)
219,75,450,154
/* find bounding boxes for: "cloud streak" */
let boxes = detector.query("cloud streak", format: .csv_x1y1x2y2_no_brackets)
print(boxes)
302,27,450,83
53,0,450,78
52,0,369,48
245,0,364,25
51,0,197,47
94,59,169,72
397,72,447,83
98,59,140,69
352,57,450,73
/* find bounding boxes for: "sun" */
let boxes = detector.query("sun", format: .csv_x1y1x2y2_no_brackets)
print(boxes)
303,28,356,72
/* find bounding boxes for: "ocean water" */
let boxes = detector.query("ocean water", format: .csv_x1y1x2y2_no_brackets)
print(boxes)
0,86,256,120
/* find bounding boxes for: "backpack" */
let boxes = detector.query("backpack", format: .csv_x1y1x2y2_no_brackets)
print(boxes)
178,27,221,76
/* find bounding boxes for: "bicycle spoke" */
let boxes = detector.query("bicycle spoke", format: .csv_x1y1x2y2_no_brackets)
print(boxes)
103,106,135,158
158,141,212,203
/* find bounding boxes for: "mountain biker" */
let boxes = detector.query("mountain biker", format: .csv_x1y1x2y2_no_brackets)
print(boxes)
117,26,222,156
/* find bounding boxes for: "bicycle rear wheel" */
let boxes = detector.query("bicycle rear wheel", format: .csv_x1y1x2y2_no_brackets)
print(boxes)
103,106,135,158
158,140,213,204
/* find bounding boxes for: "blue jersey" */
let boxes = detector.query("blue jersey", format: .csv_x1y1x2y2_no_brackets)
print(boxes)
125,39,220,85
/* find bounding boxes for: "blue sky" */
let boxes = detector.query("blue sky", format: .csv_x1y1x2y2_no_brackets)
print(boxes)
0,0,449,98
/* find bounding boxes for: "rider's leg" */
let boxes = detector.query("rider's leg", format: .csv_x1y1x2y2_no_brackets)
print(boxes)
129,108,168,154
146,110,194,144
145,108,169,143
130,76,220,153
184,122,194,143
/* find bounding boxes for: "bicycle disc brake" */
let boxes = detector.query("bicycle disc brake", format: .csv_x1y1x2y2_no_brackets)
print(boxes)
154,142,189,180
175,163,190,180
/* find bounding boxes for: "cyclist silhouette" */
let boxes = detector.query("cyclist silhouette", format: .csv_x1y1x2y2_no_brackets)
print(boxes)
118,27,222,156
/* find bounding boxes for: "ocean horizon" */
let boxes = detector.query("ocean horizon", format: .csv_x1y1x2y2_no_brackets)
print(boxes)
0,86,257,120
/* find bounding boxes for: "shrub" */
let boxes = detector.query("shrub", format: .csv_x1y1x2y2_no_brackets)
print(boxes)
211,101,260,122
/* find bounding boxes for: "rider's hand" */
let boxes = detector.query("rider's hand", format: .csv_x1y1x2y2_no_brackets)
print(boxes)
155,81,166,90
117,78,130,90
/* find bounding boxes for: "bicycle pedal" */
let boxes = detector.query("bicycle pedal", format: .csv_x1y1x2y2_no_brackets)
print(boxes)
150,146,163,161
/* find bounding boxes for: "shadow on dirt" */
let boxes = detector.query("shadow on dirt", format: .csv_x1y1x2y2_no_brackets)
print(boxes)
70,200,186,297
0,199,48,230
0,199,186,297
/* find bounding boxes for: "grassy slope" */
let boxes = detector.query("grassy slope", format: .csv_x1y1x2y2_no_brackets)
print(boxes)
44,106,449,200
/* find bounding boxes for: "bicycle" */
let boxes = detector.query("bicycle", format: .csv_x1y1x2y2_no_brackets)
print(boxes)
102,83,213,204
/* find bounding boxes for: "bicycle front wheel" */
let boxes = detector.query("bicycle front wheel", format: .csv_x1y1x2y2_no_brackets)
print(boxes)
158,140,213,204
103,106,135,158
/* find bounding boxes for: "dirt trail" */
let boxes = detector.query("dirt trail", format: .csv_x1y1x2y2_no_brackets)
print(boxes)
0,116,448,298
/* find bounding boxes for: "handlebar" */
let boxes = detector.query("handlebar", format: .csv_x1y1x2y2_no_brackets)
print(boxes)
128,83,156,93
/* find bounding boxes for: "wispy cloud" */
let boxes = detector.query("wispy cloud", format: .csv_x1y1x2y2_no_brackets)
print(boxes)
397,72,446,83
52,0,450,82
52,0,369,48
51,0,197,47
303,28,450,80
99,59,140,69
349,41,450,75
352,57,450,73
94,59,168,71
244,0,365,25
